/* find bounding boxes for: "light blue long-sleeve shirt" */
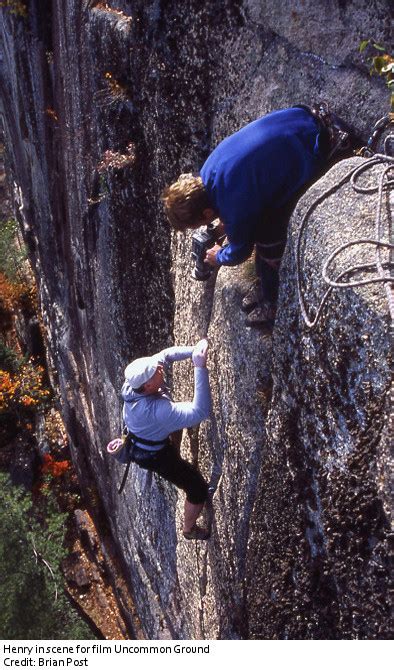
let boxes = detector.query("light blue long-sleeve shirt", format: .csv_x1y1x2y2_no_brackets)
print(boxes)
121,346,212,450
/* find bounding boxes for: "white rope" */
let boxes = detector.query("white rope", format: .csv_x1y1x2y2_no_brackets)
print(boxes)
296,154,394,329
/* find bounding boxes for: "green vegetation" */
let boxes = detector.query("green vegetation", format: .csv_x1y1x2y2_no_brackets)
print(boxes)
0,163,94,643
0,472,94,639
0,217,45,436
0,218,26,282
360,40,394,112
0,340,21,373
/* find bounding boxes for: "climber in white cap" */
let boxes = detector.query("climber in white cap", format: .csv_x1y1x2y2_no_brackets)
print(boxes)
121,339,212,540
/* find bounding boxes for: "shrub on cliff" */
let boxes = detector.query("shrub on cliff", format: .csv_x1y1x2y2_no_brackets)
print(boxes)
0,218,26,282
0,472,94,639
0,357,51,447
0,1,28,18
0,217,47,437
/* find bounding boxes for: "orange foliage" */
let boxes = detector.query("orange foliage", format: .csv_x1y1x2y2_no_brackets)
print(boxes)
41,453,71,478
0,272,25,312
0,359,50,413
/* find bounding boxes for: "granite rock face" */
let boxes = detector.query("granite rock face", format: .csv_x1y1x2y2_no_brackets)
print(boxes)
0,1,391,639
246,156,392,639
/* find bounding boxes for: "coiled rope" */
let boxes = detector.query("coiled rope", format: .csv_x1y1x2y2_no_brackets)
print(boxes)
296,154,394,329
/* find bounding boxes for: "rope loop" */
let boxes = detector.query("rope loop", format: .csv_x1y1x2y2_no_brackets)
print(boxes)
296,154,394,329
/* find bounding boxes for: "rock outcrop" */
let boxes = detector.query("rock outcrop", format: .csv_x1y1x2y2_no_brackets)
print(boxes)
247,156,392,639
0,0,391,639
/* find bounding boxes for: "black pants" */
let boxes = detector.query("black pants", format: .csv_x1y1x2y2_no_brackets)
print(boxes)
132,443,208,505
255,198,295,303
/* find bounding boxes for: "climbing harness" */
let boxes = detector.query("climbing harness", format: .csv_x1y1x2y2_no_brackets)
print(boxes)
107,428,169,494
296,153,394,329
309,100,352,160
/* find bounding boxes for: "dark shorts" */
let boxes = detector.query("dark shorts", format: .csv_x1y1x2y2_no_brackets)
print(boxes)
132,443,208,505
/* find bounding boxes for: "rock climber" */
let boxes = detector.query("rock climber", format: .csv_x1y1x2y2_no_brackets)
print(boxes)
162,102,355,328
120,339,211,540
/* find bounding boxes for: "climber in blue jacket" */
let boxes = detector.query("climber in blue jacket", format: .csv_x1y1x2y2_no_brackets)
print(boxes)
162,103,352,327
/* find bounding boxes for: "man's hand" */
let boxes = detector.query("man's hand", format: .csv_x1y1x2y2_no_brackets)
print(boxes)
205,244,222,266
192,339,209,368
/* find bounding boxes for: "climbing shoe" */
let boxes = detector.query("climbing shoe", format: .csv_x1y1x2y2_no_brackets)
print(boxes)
183,524,210,541
241,280,263,313
245,302,276,329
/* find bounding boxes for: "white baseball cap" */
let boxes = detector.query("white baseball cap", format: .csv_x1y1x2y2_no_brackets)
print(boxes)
124,356,158,389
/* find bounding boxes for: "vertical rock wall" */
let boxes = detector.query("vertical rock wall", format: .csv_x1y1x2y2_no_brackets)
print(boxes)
0,0,391,638
246,157,392,638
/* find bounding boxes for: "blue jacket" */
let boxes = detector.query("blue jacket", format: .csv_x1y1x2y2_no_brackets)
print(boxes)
200,107,325,265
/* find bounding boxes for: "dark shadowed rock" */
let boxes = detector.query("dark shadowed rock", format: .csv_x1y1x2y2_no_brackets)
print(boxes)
74,509,99,555
9,439,39,489
63,552,92,587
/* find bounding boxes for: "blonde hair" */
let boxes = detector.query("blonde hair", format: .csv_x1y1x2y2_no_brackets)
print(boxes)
161,173,211,230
